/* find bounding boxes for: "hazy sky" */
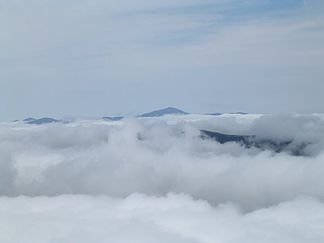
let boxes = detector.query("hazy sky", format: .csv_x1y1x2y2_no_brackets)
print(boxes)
1,0,324,121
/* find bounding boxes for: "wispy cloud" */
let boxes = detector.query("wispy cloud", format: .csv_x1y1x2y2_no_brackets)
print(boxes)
0,0,323,119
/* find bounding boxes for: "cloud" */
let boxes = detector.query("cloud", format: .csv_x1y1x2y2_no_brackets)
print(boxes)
1,114,324,211
1,114,324,241
0,194,323,243
1,0,323,240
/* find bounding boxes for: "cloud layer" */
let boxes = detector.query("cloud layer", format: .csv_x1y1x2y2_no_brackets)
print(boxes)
1,114,324,206
0,194,324,243
0,114,324,243
1,114,324,241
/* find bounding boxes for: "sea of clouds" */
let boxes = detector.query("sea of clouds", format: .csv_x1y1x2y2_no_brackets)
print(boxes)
1,113,324,242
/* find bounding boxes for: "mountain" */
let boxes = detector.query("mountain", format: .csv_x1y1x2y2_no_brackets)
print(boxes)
139,107,188,117
23,117,37,122
206,112,248,116
102,116,124,121
206,112,222,116
200,130,307,156
24,117,59,125
229,112,248,115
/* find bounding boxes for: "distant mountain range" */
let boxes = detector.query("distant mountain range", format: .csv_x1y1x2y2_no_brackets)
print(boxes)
205,112,247,116
18,111,309,156
21,107,248,124
205,112,222,116
23,117,60,125
102,116,124,121
138,107,188,117
229,112,248,115
101,107,189,121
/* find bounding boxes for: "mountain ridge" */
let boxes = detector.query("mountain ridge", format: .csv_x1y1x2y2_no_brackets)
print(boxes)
139,107,188,117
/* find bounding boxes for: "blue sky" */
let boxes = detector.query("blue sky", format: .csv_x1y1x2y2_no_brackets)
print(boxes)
0,0,323,120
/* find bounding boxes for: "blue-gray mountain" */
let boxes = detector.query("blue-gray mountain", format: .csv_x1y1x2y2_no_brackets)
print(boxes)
139,107,188,117
200,130,308,156
102,116,124,121
24,117,59,125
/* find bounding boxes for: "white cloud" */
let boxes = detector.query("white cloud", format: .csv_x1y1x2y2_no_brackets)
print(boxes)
1,114,324,241
1,114,324,210
1,0,324,239
0,194,323,243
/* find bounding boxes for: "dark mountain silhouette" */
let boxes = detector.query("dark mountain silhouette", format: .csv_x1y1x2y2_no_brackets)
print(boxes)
206,112,222,116
24,117,59,125
102,116,124,121
23,117,37,122
139,107,188,117
230,112,248,115
200,130,308,156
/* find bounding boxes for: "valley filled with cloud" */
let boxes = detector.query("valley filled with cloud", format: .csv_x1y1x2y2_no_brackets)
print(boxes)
1,113,324,242
1,0,324,241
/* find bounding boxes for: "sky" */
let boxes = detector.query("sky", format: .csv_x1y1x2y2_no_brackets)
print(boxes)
1,0,324,121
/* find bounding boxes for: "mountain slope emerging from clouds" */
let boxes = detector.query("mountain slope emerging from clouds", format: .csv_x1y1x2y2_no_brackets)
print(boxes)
139,107,188,117
200,129,308,156
24,117,59,125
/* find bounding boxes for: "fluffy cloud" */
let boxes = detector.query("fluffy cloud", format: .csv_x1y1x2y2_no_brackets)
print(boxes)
0,194,323,243
1,114,324,241
1,114,324,209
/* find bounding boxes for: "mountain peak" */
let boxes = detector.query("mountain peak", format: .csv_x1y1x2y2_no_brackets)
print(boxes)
139,107,188,117
102,116,124,121
24,117,59,125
